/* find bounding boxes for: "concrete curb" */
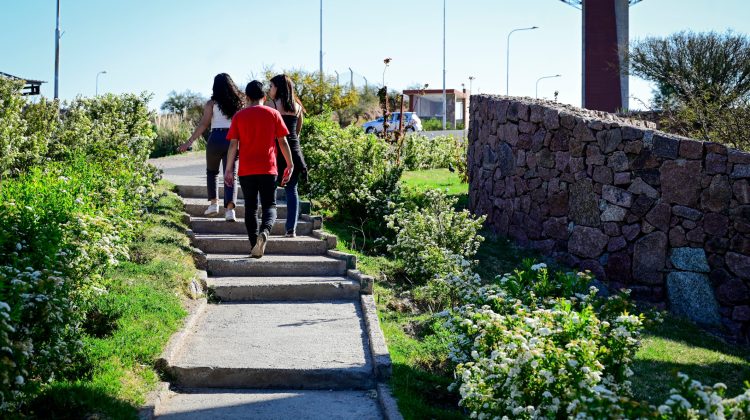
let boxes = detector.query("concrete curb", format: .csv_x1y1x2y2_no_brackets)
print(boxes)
138,381,169,420
191,246,207,270
377,382,404,420
300,213,323,230
360,295,392,380
156,299,208,375
327,250,357,269
348,269,374,295
188,270,207,298
311,230,337,249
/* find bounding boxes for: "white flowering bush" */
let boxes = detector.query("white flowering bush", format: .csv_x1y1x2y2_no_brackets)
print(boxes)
443,259,647,419
0,85,158,410
386,189,485,289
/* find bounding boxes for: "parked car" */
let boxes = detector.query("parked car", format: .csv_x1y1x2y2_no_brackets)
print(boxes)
363,112,423,134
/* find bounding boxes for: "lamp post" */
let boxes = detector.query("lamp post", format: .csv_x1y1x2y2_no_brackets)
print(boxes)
506,26,538,95
442,0,447,130
535,74,561,98
468,76,475,94
54,0,61,100
96,71,107,96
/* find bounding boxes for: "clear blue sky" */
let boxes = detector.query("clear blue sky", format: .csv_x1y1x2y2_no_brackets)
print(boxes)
2,0,748,111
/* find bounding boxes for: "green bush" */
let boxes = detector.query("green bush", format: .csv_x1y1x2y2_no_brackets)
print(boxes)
0,83,158,410
421,118,465,131
0,156,158,409
301,113,403,245
400,134,465,171
386,189,485,289
151,114,200,158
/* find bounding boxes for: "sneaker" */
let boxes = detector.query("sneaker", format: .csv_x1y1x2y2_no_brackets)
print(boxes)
204,203,220,217
285,229,296,238
225,208,236,222
251,231,269,258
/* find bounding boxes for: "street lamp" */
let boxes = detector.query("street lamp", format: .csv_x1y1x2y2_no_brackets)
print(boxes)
468,76,475,94
96,70,107,96
442,0,447,130
535,74,561,98
506,26,538,95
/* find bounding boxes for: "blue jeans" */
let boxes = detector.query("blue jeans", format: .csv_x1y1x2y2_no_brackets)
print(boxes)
206,128,236,208
283,169,300,232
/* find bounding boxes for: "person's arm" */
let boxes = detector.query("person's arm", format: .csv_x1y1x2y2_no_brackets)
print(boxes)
296,108,303,137
178,101,213,152
277,136,295,185
224,139,239,186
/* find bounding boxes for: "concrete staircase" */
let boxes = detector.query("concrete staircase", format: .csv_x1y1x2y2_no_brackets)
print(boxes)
154,184,397,419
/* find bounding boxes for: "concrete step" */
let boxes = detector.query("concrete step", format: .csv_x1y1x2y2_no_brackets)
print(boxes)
177,184,286,201
189,218,312,235
155,388,383,419
207,276,360,301
192,234,329,255
206,254,348,277
167,301,374,389
183,197,292,219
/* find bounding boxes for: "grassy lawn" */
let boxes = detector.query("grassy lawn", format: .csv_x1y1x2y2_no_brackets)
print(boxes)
28,181,195,419
323,168,750,417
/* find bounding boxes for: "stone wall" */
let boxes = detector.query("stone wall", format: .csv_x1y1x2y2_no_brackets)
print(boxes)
468,95,750,341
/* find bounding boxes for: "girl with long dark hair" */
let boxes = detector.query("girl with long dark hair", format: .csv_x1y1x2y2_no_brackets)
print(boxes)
266,74,308,237
179,73,245,221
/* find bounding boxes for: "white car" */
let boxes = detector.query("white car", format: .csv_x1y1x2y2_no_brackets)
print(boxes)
363,112,423,134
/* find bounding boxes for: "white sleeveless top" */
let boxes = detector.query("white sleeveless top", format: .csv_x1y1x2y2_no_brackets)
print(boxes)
211,103,232,129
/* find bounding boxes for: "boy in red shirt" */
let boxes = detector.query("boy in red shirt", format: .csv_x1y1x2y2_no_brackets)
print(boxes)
225,80,293,258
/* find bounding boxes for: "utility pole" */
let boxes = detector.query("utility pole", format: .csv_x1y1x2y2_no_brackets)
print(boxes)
319,0,323,81
54,0,61,100
442,0,447,130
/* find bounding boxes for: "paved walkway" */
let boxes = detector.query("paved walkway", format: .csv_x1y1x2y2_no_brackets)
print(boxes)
149,153,396,419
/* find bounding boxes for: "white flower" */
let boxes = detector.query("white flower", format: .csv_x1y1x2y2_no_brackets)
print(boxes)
15,243,22,251
530,262,547,271
15,375,24,385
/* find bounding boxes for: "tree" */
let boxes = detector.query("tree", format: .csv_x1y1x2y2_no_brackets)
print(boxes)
261,68,359,123
629,31,750,150
160,90,206,122
630,31,750,107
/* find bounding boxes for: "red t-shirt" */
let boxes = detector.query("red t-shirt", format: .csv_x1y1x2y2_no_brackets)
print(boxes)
226,105,289,176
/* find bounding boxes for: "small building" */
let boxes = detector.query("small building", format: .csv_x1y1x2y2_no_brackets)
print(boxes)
402,88,469,129
0,72,45,96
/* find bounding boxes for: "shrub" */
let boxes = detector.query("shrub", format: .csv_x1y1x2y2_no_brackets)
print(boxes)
386,189,485,288
400,134,465,171
0,156,158,409
444,261,645,419
51,93,156,163
151,114,199,158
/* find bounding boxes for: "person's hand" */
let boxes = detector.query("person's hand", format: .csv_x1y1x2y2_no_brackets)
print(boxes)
177,141,192,153
281,166,294,186
224,169,234,187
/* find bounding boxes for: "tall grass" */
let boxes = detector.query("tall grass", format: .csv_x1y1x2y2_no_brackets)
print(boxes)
151,114,202,158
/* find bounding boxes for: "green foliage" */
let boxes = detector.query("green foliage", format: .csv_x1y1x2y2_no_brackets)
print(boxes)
261,69,359,120
400,135,466,172
630,31,750,150
51,93,156,163
422,118,465,131
0,78,37,177
0,84,160,412
386,190,485,291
